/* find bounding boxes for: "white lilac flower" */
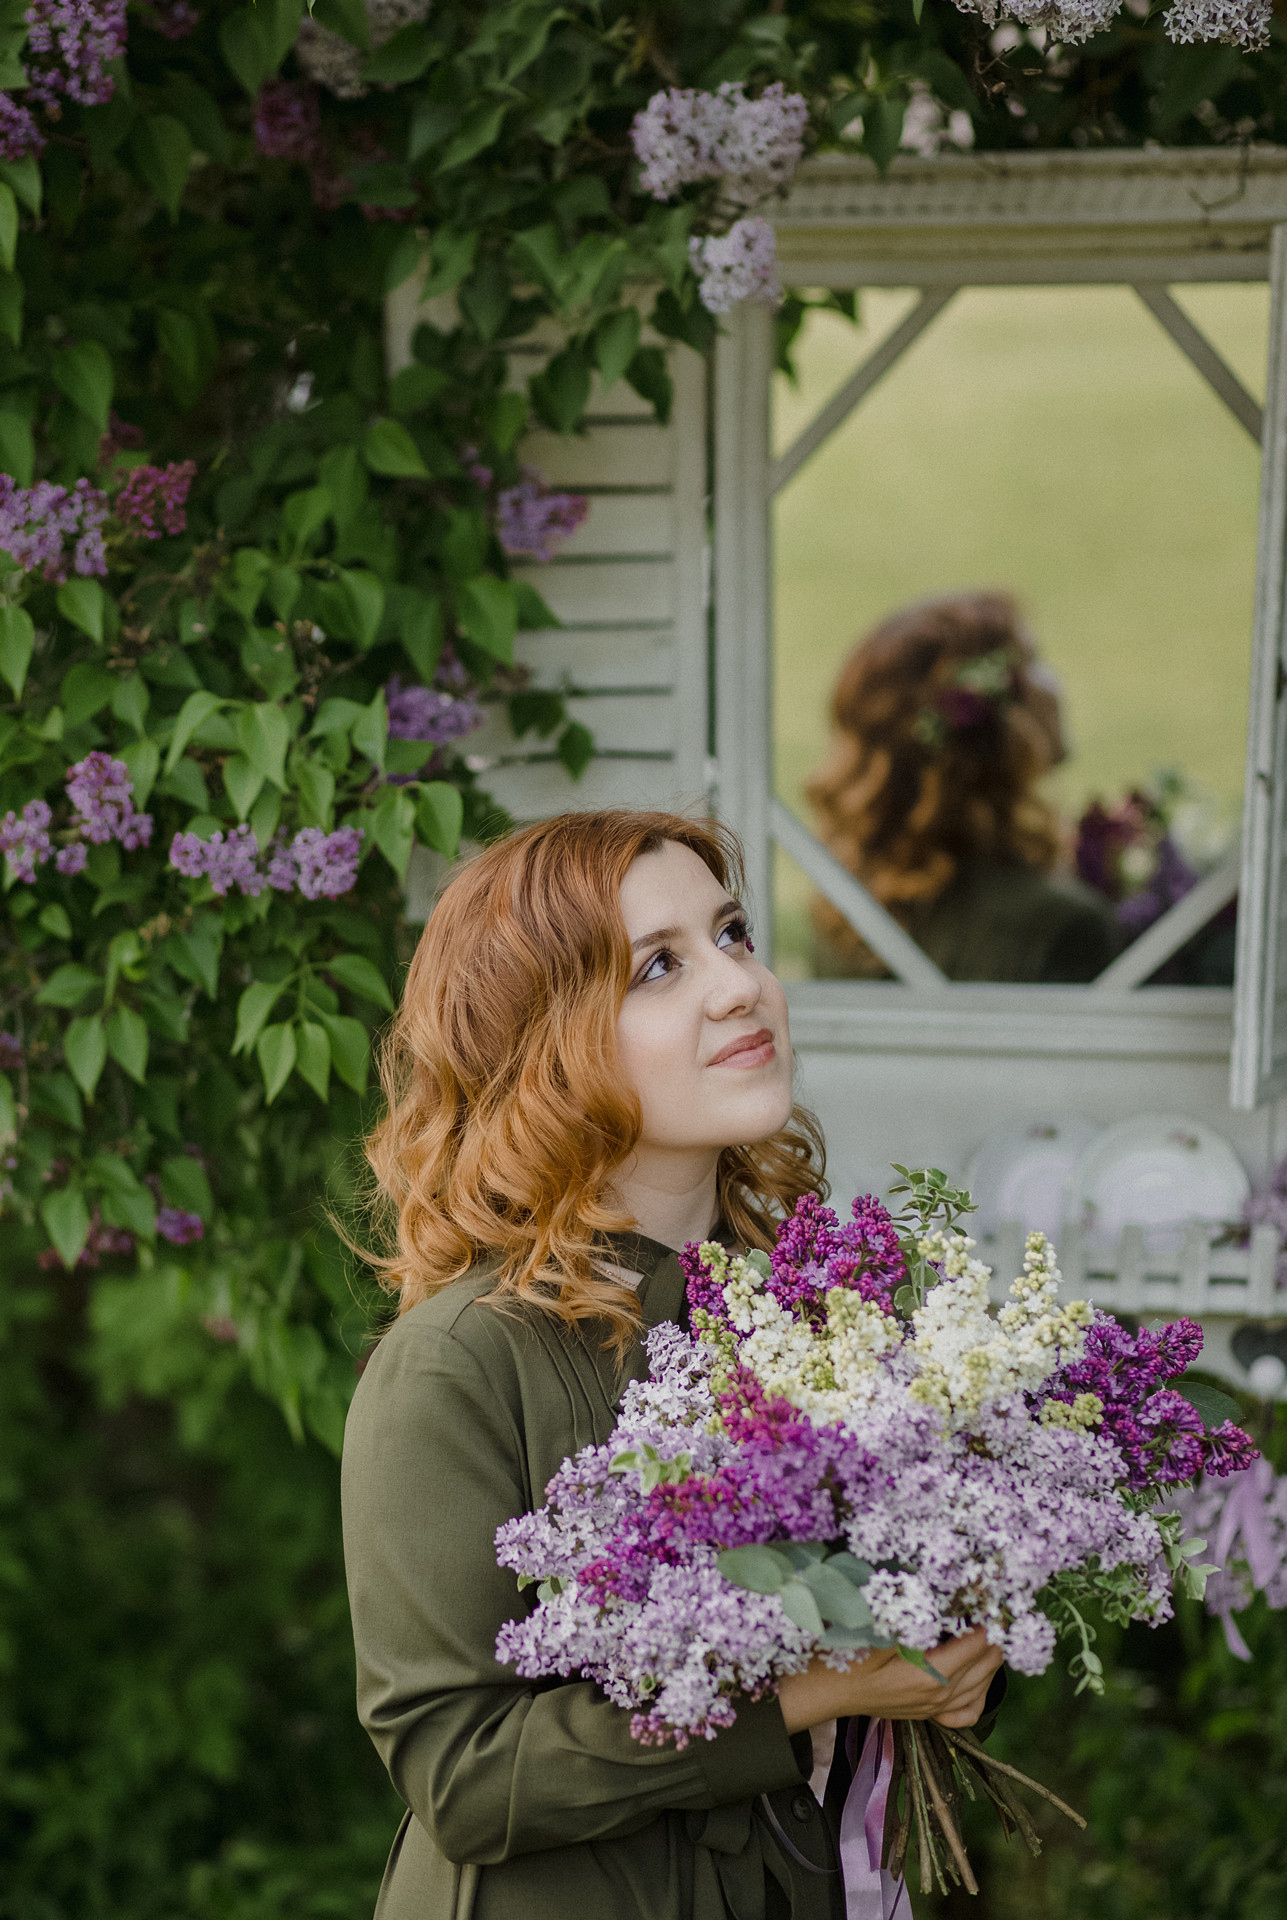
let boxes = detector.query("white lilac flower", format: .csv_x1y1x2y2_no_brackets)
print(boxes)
1164,0,1270,47
689,217,781,315
296,0,433,99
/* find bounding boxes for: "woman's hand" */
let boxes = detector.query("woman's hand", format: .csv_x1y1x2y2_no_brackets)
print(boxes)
777,1628,1004,1735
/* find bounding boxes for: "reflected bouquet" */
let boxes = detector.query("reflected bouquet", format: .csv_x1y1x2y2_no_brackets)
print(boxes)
497,1172,1255,1896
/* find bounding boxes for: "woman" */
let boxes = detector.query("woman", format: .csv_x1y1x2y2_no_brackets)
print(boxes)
807,592,1122,983
342,809,1003,1919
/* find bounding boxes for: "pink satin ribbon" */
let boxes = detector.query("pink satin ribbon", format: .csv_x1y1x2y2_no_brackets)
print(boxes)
1213,1457,1280,1659
840,1719,912,1920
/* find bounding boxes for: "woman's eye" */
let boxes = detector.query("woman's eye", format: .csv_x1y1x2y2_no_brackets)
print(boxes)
717,917,752,951
638,948,677,984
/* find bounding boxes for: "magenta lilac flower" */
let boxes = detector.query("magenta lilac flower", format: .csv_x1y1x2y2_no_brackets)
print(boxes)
0,92,44,161
496,471,589,562
385,673,482,749
157,1207,203,1245
98,412,146,467
253,79,323,162
114,460,196,539
0,475,108,582
0,1031,21,1071
0,800,52,882
24,0,128,110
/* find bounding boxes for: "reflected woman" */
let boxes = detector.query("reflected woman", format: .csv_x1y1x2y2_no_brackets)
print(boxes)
342,810,1002,1920
806,591,1122,984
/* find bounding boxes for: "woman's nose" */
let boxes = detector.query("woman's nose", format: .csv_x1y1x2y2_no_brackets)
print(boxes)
704,945,760,1017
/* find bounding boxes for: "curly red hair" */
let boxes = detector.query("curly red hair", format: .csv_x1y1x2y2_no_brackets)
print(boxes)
364,810,825,1351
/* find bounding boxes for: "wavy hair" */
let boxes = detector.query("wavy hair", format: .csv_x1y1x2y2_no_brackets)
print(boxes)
364,810,825,1352
806,592,1062,973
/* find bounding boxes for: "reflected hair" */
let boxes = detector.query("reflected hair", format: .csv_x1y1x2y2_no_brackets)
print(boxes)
364,809,825,1352
806,591,1061,973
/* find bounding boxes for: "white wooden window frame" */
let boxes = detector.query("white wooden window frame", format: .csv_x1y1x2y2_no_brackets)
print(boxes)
712,148,1287,1105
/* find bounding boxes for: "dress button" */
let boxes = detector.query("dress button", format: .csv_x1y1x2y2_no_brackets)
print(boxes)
791,1794,814,1823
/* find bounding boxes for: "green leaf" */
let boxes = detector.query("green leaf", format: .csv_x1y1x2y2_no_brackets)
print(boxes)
323,952,394,1009
0,181,15,274
0,604,34,696
129,113,192,219
595,306,642,392
282,484,333,550
1176,1379,1242,1429
38,903,72,940
110,672,150,736
418,225,477,295
0,1071,15,1140
416,781,463,859
236,702,291,789
362,20,435,82
89,1153,157,1240
396,587,443,680
118,738,160,810
0,407,32,480
798,1561,875,1629
825,1551,875,1588
625,345,673,426
219,0,303,94
557,721,594,781
64,1015,108,1099
233,980,285,1056
371,785,416,881
717,1544,794,1595
52,338,113,432
61,664,115,731
531,346,592,434
0,156,41,215
157,307,201,386
56,576,105,643
105,1006,149,1084
223,753,264,821
104,929,142,1008
457,574,517,663
862,94,907,175
221,546,272,619
267,567,301,624
294,1019,331,1101
317,1012,369,1093
164,690,228,773
160,1152,213,1219
350,688,388,769
32,1070,82,1130
363,416,430,479
340,568,385,650
296,757,335,829
257,1021,297,1104
779,1579,825,1638
389,364,448,417
36,964,100,1010
41,1185,90,1270
438,99,508,173
164,917,222,999
383,225,424,295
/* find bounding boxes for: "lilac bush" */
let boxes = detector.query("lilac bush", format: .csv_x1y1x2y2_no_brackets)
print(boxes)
0,476,109,581
23,0,128,109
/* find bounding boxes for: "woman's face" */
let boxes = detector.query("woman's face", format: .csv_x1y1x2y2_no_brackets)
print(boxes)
615,840,794,1161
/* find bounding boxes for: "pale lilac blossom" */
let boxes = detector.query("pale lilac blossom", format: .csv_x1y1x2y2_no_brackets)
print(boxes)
169,825,265,898
0,93,44,160
265,826,364,900
688,217,780,315
157,1207,203,1244
496,471,588,561
296,0,433,100
66,751,151,848
1165,0,1271,46
54,840,87,875
24,0,128,109
0,475,108,582
0,800,52,881
631,83,807,204
385,673,481,749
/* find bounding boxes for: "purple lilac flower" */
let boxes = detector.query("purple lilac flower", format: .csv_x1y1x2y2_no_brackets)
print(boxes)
682,1192,906,1325
97,412,145,467
630,83,808,205
0,1031,22,1071
38,1205,134,1270
293,826,362,900
1116,833,1198,936
0,475,108,582
157,1207,203,1245
459,444,494,490
496,470,589,561
0,93,44,161
168,825,265,898
65,751,152,847
55,841,87,875
385,673,482,750
253,79,323,162
114,460,196,539
689,217,781,315
0,800,52,881
24,0,128,110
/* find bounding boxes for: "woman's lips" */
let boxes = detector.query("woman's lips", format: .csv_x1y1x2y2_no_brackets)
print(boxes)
707,1028,776,1069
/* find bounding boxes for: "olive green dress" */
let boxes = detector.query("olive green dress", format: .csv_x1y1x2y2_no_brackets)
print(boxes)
341,1232,843,1920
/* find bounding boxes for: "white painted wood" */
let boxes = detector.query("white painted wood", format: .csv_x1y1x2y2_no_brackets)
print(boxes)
984,1218,1281,1323
771,149,1287,286
471,691,676,758
550,493,674,557
514,626,676,689
770,289,958,497
714,304,775,951
1091,846,1241,991
510,557,675,626
1234,223,1287,1108
1132,284,1263,441
482,756,697,818
770,799,948,990
520,424,675,488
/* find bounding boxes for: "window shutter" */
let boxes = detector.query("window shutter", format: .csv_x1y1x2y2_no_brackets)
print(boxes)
1232,223,1287,1108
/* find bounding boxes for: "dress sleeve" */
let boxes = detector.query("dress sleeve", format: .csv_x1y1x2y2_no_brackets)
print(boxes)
341,1312,806,1867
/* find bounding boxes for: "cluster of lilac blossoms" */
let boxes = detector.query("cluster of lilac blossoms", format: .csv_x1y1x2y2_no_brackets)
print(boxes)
169,824,363,901
495,471,589,563
0,475,108,581
385,672,481,751
949,0,1267,49
24,0,128,109
498,1195,1255,1747
114,460,196,539
1,753,151,882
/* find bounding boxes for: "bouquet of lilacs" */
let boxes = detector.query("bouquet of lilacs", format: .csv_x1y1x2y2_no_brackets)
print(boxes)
497,1171,1255,1897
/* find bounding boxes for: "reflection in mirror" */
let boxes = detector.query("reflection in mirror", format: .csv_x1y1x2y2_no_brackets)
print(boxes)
771,285,1267,986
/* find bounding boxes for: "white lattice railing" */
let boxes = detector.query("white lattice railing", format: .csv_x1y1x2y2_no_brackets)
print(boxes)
981,1222,1282,1319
